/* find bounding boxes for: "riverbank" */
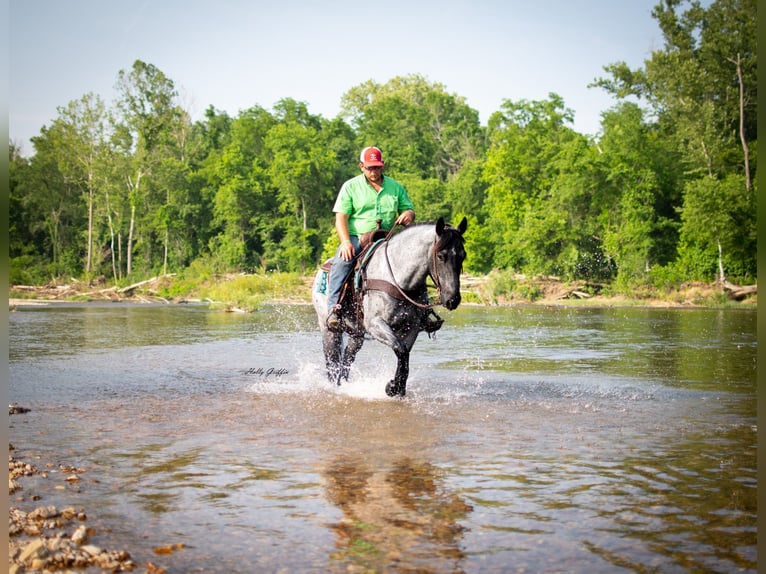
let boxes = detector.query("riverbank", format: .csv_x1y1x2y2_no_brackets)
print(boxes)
9,272,756,311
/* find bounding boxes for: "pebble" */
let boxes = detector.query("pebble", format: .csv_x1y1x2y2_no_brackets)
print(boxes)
71,524,89,545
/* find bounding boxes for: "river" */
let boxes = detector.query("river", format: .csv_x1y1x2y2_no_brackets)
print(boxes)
9,303,757,573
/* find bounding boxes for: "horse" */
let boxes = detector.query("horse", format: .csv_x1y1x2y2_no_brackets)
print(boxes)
312,216,467,397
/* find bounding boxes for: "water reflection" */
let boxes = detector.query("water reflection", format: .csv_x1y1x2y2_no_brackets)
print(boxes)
432,306,756,394
323,454,472,572
9,303,317,361
585,422,757,571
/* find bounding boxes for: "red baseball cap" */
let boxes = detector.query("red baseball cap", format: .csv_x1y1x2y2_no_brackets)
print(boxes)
360,146,384,167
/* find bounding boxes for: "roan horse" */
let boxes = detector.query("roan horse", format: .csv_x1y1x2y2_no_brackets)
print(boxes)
312,217,467,397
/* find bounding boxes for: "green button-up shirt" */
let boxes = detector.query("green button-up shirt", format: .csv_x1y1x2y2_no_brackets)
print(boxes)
332,174,415,236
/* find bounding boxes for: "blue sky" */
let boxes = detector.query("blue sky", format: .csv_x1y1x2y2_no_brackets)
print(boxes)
10,0,667,155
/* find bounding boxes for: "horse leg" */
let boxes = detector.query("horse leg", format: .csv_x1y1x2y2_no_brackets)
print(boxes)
339,334,365,383
367,317,414,398
322,329,344,385
386,349,410,398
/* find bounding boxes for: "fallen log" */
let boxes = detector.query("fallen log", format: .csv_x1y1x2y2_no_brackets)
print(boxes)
556,288,592,300
570,290,592,299
118,274,176,294
723,281,757,301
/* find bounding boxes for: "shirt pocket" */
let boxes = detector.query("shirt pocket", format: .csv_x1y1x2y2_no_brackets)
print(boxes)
377,195,398,228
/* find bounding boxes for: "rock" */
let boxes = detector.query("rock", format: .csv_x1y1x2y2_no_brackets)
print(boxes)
18,538,47,562
9,477,21,493
81,544,102,556
28,505,59,520
9,449,137,574
71,524,89,545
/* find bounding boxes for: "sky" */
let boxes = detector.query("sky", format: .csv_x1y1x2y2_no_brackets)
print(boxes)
10,0,667,156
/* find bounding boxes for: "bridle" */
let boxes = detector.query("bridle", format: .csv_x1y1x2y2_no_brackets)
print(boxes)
380,224,455,310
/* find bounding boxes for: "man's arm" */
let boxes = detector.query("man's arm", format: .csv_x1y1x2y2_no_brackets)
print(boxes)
335,212,355,261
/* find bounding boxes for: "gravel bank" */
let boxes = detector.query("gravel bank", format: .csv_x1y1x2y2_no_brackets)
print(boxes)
9,407,166,574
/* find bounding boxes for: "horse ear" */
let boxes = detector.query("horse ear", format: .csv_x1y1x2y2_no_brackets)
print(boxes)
436,217,446,236
457,216,467,235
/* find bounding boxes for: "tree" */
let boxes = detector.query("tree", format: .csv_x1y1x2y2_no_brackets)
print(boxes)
114,60,182,276
341,74,485,182
677,173,755,282
9,142,52,283
482,94,578,272
593,0,757,283
597,103,681,285
208,105,276,270
45,94,111,277
22,128,85,278
264,108,337,271
184,106,233,264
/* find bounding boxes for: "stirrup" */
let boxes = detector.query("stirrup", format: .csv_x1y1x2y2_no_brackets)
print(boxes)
422,309,444,334
326,305,342,332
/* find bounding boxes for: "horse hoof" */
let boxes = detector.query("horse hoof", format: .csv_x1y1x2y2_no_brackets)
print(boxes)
328,371,343,386
385,380,406,398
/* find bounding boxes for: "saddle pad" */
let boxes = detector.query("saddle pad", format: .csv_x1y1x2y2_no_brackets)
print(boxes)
315,269,328,294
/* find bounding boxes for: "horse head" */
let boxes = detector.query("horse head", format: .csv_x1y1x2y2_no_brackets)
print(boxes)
433,217,468,310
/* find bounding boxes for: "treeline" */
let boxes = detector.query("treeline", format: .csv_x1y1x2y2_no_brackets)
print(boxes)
9,0,756,290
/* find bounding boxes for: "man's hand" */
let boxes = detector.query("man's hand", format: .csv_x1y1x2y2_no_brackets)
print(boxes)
335,212,355,261
395,209,416,226
339,240,356,261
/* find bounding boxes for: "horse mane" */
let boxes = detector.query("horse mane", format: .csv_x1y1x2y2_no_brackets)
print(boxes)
394,220,465,252
437,223,466,252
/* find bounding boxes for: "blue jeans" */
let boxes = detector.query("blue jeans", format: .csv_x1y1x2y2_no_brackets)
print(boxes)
327,235,362,312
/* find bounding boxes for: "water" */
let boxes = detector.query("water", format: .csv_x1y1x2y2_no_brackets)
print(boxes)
9,303,757,573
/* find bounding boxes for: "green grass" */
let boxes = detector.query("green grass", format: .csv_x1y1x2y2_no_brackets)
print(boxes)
195,272,310,312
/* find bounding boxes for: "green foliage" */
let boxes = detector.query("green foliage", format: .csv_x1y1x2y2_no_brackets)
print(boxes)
647,264,688,292
341,74,485,181
319,230,340,264
477,269,547,303
9,255,48,285
676,174,756,282
456,213,493,275
8,0,757,292
482,269,517,303
396,175,449,222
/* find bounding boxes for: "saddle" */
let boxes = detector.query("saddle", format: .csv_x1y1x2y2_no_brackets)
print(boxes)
320,238,387,335
321,222,443,336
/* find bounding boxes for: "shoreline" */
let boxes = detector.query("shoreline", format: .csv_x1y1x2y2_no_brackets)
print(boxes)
9,295,757,311
9,274,757,310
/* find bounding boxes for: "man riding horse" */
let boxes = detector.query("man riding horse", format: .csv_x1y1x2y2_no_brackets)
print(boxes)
325,146,416,331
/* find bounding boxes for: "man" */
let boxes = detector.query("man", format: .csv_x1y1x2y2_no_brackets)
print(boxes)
326,146,416,330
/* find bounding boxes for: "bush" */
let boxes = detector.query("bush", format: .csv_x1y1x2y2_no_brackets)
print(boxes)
9,256,48,285
482,268,517,303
